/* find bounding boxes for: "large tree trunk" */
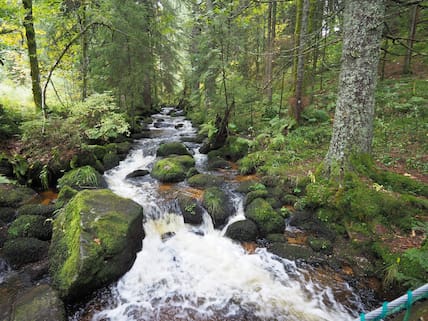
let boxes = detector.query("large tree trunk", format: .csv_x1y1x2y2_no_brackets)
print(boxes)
324,0,385,175
22,0,42,110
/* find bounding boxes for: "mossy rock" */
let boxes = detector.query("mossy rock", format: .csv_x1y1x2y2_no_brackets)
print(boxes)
202,187,234,228
244,190,269,208
266,233,285,243
156,142,191,157
0,185,36,208
57,166,107,191
11,284,66,321
222,136,250,161
235,181,259,194
16,204,56,218
55,186,78,209
245,198,285,236
102,152,120,171
151,156,195,183
177,195,204,225
187,174,224,189
70,150,98,169
116,141,133,155
49,189,144,301
225,219,259,242
268,242,319,263
83,145,107,160
186,167,199,178
0,207,16,223
3,237,49,268
207,159,231,170
8,215,52,241
207,149,224,161
289,210,336,242
308,237,333,254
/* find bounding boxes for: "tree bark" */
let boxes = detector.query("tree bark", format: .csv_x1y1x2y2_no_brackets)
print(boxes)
324,0,385,175
402,4,419,75
264,0,276,104
22,0,42,110
292,0,309,123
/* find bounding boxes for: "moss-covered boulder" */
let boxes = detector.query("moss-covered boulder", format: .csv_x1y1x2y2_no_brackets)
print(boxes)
225,219,259,242
0,184,36,208
245,198,285,236
268,242,319,263
116,141,133,155
202,187,234,228
177,195,204,225
16,204,56,218
57,166,107,191
55,185,78,209
151,156,195,183
207,158,231,170
8,215,52,241
3,238,49,268
102,152,120,171
235,181,259,194
244,190,269,207
11,284,66,321
156,142,191,157
49,189,144,301
84,145,107,160
0,207,16,223
187,174,224,189
222,136,250,161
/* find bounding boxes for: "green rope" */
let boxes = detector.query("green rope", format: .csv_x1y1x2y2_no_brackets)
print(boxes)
403,290,413,321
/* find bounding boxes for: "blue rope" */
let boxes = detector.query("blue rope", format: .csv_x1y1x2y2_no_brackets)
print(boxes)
360,313,366,321
380,302,388,320
403,290,413,321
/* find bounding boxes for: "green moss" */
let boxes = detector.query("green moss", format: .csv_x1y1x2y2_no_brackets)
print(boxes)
245,198,285,236
174,155,196,168
57,166,105,191
3,237,48,268
0,185,35,208
17,204,56,217
8,214,52,241
156,142,191,157
102,152,120,170
83,145,107,160
244,190,269,207
151,156,195,183
55,186,78,209
222,136,250,161
187,174,223,188
202,187,233,228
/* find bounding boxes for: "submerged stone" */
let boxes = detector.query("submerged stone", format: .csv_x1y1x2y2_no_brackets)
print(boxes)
49,189,144,301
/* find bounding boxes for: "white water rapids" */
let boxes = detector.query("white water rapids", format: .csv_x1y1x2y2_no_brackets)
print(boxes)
85,108,358,321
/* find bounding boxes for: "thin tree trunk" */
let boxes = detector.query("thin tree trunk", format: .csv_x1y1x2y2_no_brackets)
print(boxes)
292,0,309,123
264,1,276,104
22,0,42,110
325,0,385,175
79,0,89,101
403,4,419,75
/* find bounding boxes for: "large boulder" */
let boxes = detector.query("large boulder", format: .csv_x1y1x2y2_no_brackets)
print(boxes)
57,166,107,191
156,142,191,157
0,207,16,223
245,198,285,236
151,155,195,183
16,204,56,218
49,189,144,301
3,238,49,268
225,219,259,242
187,174,224,189
202,187,234,228
11,284,66,321
7,215,52,241
177,195,204,225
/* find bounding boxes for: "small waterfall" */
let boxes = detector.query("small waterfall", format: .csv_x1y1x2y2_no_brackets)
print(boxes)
80,107,358,321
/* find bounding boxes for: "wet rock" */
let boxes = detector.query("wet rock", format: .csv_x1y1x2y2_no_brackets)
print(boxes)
178,196,204,225
57,166,107,191
11,284,66,321
186,167,199,178
156,142,191,157
151,156,195,183
7,215,52,241
49,189,144,301
0,207,16,223
175,123,184,129
0,185,36,208
102,152,120,170
207,159,231,170
3,238,49,268
187,174,224,189
161,231,176,241
116,141,133,155
289,210,336,242
225,219,259,242
244,190,269,208
131,131,151,139
172,110,185,117
202,187,234,228
268,242,319,263
16,204,56,218
125,169,150,179
245,198,285,236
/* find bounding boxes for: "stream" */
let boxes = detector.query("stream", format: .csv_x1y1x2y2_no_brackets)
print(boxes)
71,107,362,321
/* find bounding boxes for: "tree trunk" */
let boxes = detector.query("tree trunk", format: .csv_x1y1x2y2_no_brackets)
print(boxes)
264,0,276,104
402,4,419,75
22,0,42,110
292,0,309,123
79,0,89,101
324,0,385,175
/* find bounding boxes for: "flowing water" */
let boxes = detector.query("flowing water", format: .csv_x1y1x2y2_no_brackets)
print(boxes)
72,107,361,321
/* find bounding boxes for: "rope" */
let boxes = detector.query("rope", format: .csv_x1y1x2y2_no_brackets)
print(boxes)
353,283,428,321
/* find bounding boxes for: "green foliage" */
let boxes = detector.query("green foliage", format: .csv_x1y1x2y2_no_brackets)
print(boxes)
198,120,218,140
57,166,104,190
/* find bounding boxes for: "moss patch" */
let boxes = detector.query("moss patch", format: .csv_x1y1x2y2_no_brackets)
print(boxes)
8,215,52,241
151,156,195,183
245,198,285,236
156,142,191,157
202,187,234,228
187,174,224,189
57,166,106,191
